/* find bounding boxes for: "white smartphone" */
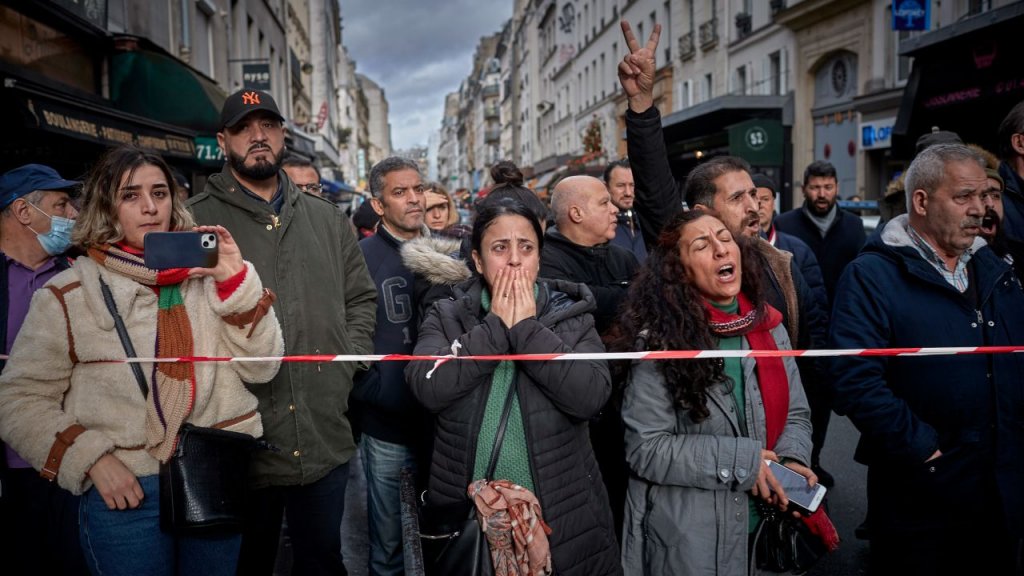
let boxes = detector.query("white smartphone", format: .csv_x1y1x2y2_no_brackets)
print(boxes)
765,460,826,514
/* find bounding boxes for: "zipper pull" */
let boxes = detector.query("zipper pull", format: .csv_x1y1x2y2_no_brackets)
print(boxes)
976,309,983,324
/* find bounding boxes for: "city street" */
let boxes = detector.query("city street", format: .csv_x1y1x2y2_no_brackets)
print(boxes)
275,413,872,575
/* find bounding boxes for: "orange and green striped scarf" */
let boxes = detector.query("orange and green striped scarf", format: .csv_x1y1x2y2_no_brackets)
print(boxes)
89,244,195,463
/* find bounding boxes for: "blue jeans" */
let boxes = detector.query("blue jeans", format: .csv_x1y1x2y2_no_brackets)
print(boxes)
79,474,240,576
360,435,416,576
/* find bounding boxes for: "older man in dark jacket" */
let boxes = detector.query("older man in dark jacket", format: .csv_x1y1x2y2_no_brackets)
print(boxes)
830,144,1024,574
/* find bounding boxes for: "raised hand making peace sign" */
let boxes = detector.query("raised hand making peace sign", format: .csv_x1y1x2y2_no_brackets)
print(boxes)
617,20,661,114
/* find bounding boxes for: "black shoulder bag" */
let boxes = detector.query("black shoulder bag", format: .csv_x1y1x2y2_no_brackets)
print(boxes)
100,277,262,536
416,374,520,576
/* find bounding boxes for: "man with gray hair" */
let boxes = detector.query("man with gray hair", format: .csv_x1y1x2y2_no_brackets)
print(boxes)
829,143,1024,573
356,156,428,576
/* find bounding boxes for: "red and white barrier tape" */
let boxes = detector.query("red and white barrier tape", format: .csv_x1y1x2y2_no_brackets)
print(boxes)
3,345,1021,365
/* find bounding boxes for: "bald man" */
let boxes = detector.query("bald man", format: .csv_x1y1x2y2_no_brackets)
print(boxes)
541,175,639,334
539,175,639,543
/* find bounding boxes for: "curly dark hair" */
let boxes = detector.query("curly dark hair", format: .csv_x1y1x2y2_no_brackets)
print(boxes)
611,209,766,422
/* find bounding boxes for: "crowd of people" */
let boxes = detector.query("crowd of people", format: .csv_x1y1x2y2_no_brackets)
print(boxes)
0,19,1023,576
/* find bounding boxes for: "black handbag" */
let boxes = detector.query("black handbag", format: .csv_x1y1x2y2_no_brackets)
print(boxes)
752,500,827,574
100,278,260,536
417,375,520,576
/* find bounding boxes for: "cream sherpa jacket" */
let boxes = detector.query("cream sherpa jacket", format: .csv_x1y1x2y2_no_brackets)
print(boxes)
0,257,284,495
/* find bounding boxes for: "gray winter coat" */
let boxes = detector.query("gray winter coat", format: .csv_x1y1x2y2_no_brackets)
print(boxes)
620,324,812,576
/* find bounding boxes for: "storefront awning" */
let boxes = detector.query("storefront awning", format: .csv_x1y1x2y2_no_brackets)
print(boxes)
893,3,1024,157
3,73,197,160
661,94,791,145
108,36,226,134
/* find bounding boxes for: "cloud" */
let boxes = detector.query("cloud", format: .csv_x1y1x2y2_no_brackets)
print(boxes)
342,0,512,150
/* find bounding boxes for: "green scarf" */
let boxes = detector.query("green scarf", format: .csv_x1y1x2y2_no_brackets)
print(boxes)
89,244,195,463
472,287,535,491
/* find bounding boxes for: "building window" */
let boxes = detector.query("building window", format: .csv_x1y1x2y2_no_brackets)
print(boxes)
735,65,747,95
702,73,713,101
768,50,782,95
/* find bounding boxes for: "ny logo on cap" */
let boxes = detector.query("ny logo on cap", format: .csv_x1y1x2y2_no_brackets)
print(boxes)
242,91,261,105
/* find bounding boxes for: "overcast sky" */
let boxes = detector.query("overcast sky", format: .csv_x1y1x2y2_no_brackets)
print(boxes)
341,0,513,151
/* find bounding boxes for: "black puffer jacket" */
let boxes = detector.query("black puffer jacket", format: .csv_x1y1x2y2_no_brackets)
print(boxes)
540,228,640,334
405,277,622,576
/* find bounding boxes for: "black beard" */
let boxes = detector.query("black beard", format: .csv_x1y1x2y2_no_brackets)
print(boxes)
807,200,835,217
228,147,283,181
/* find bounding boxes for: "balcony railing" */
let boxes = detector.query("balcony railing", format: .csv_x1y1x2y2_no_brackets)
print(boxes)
770,0,786,16
484,128,501,144
484,105,499,119
481,84,500,98
678,32,695,61
699,18,719,49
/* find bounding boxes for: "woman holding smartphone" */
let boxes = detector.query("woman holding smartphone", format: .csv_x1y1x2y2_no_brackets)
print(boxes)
614,210,816,575
0,146,283,576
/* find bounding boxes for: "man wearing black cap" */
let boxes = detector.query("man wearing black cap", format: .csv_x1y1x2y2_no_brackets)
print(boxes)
189,89,378,575
0,164,88,574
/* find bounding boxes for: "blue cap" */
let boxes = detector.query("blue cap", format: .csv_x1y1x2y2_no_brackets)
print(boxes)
0,164,81,211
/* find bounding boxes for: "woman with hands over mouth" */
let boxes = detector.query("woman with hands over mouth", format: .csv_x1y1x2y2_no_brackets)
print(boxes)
613,210,820,576
0,146,283,576
406,198,623,575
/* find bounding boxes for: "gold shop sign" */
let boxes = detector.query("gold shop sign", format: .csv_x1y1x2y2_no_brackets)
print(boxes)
29,98,195,159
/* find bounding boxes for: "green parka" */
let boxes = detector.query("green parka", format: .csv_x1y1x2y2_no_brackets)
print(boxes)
188,166,377,488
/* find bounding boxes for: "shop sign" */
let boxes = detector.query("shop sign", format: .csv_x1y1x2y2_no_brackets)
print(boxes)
728,119,782,166
194,136,224,166
242,63,271,91
892,0,930,31
29,97,195,158
860,117,896,150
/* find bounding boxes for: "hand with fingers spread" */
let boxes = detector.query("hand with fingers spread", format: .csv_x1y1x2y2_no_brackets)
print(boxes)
618,20,661,113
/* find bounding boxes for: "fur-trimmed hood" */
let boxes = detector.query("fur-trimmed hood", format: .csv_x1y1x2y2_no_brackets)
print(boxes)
400,234,472,286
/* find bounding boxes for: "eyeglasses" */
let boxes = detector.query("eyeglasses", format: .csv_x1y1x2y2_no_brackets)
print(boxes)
296,183,323,194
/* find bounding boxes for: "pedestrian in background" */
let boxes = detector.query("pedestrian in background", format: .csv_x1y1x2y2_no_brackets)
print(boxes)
0,163,88,575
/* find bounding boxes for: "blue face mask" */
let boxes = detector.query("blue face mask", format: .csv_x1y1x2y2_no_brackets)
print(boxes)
27,202,75,256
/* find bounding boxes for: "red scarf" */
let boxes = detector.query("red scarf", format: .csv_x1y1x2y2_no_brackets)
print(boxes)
704,293,787,448
704,293,840,552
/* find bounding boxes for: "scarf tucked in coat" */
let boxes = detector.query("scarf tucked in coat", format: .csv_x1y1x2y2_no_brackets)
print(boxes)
89,244,194,463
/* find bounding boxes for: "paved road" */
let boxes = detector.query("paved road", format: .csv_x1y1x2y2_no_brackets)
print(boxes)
808,414,871,575
276,416,871,575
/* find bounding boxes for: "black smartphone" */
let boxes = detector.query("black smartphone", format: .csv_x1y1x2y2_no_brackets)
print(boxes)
765,460,826,515
144,231,219,270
